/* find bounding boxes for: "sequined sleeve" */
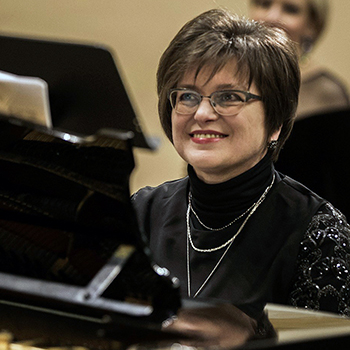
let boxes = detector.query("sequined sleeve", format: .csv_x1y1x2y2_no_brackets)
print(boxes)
288,203,350,316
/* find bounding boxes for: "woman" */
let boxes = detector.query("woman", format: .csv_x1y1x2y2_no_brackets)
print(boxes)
132,9,350,320
249,0,350,120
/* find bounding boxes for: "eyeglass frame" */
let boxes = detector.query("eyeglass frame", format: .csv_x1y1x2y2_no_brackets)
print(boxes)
168,88,262,116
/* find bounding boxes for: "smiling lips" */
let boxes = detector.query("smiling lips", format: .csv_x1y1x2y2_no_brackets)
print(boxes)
190,131,228,143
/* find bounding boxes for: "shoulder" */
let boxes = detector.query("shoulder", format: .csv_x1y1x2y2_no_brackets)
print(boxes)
316,71,349,98
299,67,350,117
131,177,189,239
302,202,350,260
302,202,350,255
289,202,350,315
302,68,350,104
302,64,348,94
307,202,348,229
131,177,188,208
277,174,326,208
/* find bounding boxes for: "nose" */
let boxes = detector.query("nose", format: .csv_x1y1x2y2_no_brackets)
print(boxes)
193,97,219,123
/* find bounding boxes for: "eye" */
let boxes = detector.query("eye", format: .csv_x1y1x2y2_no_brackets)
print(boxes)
215,91,245,105
178,91,200,106
251,0,273,9
179,92,195,101
283,3,302,15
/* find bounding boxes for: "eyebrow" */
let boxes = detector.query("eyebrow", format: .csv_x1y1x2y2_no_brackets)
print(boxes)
176,83,246,91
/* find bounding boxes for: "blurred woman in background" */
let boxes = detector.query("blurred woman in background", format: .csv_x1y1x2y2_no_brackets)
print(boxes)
250,0,350,219
249,0,350,119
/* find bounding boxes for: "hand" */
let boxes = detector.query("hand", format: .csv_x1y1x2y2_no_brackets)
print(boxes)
162,303,257,348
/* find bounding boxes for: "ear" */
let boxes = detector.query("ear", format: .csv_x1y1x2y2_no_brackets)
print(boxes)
269,126,282,143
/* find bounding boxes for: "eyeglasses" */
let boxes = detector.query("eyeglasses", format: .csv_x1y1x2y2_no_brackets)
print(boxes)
169,88,262,116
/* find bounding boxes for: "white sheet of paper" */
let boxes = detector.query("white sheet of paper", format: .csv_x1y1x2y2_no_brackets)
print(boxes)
0,70,52,128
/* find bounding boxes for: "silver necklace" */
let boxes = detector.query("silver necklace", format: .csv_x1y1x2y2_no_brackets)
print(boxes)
187,174,275,253
190,197,256,231
186,174,275,298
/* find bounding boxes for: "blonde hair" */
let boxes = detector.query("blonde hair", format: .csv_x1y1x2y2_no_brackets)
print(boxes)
308,0,329,42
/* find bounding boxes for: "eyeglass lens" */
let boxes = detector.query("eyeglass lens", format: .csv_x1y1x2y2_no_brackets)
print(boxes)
170,90,248,115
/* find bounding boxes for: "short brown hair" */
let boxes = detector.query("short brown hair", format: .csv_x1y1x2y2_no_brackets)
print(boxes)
157,9,300,161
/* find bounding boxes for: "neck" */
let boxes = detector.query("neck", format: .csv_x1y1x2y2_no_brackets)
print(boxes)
188,153,275,228
192,152,268,185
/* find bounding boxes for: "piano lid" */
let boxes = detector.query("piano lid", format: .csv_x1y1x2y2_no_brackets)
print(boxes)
0,33,158,149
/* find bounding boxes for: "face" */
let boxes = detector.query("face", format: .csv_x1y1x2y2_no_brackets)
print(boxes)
249,0,315,51
171,60,280,184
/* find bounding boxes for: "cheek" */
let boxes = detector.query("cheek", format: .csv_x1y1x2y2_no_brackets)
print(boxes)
249,8,260,20
249,8,269,23
247,123,268,147
171,113,186,148
171,113,180,140
244,105,269,144
284,17,310,42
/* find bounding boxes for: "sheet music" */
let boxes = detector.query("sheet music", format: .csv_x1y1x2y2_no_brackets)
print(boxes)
0,70,52,128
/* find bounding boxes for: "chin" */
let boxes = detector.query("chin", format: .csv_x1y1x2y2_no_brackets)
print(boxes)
190,159,228,174
187,153,223,168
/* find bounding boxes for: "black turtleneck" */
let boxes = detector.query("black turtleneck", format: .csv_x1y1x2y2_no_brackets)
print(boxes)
188,154,275,229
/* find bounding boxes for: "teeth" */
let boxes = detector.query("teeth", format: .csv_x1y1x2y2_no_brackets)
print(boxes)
192,134,225,138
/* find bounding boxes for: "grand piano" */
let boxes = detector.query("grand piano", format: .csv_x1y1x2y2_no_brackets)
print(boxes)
0,34,349,350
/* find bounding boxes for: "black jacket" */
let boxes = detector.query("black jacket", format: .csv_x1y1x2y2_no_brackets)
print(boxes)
132,173,350,318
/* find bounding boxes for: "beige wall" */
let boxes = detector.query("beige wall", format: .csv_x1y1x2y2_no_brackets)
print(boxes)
0,0,349,193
